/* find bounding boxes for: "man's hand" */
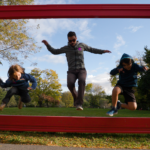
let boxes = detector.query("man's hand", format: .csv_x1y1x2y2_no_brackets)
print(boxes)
42,40,49,46
104,50,111,53
143,66,148,71
118,68,125,73
27,87,32,91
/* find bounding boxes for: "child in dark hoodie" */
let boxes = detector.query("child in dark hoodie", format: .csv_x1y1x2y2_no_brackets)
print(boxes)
0,64,37,111
106,53,147,116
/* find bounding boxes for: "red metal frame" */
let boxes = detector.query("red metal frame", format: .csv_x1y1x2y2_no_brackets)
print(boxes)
0,115,150,133
0,4,150,19
0,4,150,134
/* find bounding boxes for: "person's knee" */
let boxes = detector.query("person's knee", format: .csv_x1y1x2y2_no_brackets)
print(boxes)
8,87,18,95
112,87,121,95
67,82,75,88
21,97,31,103
21,95,31,103
78,79,85,85
129,103,137,110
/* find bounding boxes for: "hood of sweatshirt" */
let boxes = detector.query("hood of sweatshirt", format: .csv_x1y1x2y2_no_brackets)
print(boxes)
119,53,134,65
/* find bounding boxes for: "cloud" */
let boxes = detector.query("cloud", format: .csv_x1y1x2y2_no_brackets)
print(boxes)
28,19,94,43
34,0,75,4
126,26,143,33
33,55,66,64
87,67,102,74
114,35,125,51
86,72,113,95
60,72,113,94
1,76,8,82
78,20,94,40
26,66,35,70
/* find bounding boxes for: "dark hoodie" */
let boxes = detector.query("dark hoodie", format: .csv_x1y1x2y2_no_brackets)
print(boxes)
110,53,145,87
0,73,37,90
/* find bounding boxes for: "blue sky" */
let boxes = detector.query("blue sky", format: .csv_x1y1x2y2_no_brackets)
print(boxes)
1,0,150,94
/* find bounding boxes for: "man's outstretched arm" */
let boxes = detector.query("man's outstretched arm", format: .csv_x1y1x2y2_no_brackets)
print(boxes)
42,40,73,55
82,43,111,54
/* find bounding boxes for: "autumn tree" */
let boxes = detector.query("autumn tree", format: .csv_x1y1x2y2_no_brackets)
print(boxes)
0,0,40,65
41,94,60,107
29,68,62,107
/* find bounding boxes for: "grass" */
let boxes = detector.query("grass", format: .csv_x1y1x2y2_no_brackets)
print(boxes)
0,107,150,117
0,131,150,149
0,107,150,149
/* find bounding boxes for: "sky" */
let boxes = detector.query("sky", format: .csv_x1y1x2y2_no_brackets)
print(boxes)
1,0,150,95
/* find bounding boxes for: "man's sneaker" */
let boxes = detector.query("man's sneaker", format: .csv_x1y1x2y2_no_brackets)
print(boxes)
76,105,83,111
117,100,122,110
106,108,118,116
18,98,23,109
0,103,6,111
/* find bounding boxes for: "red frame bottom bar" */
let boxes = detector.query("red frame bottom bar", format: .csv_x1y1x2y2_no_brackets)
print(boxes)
0,115,150,133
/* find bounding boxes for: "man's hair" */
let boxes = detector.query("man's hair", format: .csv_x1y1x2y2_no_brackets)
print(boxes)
67,31,76,37
121,58,133,65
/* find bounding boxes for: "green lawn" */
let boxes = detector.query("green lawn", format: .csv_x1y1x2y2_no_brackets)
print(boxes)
0,107,150,117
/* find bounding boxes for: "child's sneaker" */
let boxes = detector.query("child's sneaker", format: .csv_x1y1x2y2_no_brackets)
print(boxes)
0,103,6,111
117,100,122,110
18,98,23,109
76,105,83,111
106,107,118,116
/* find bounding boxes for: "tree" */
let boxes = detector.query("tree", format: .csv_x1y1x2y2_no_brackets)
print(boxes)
61,91,74,107
29,68,62,107
137,47,150,109
7,95,17,107
41,94,60,107
0,0,40,65
0,87,7,103
85,83,108,108
85,83,93,93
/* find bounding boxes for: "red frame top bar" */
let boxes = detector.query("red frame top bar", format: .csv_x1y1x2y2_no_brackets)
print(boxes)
0,4,150,19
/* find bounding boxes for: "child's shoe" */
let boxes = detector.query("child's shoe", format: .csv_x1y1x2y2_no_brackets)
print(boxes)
18,98,23,109
0,103,6,111
106,107,118,116
117,100,122,110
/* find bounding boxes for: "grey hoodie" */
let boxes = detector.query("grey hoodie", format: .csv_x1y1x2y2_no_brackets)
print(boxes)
46,41,105,71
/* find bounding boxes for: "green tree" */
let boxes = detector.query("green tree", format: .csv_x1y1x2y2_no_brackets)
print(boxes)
88,83,108,108
0,87,7,103
29,68,62,107
61,91,74,107
137,47,150,109
85,83,93,93
7,95,17,107
0,0,40,65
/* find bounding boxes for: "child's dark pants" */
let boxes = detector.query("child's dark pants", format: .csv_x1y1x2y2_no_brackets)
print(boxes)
2,87,31,104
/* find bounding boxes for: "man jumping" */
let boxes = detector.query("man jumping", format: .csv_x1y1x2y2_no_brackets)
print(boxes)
42,31,111,110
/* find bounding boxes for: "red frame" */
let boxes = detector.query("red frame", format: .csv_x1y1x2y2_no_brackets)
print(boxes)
0,4,150,133
0,115,150,133
0,4,150,19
